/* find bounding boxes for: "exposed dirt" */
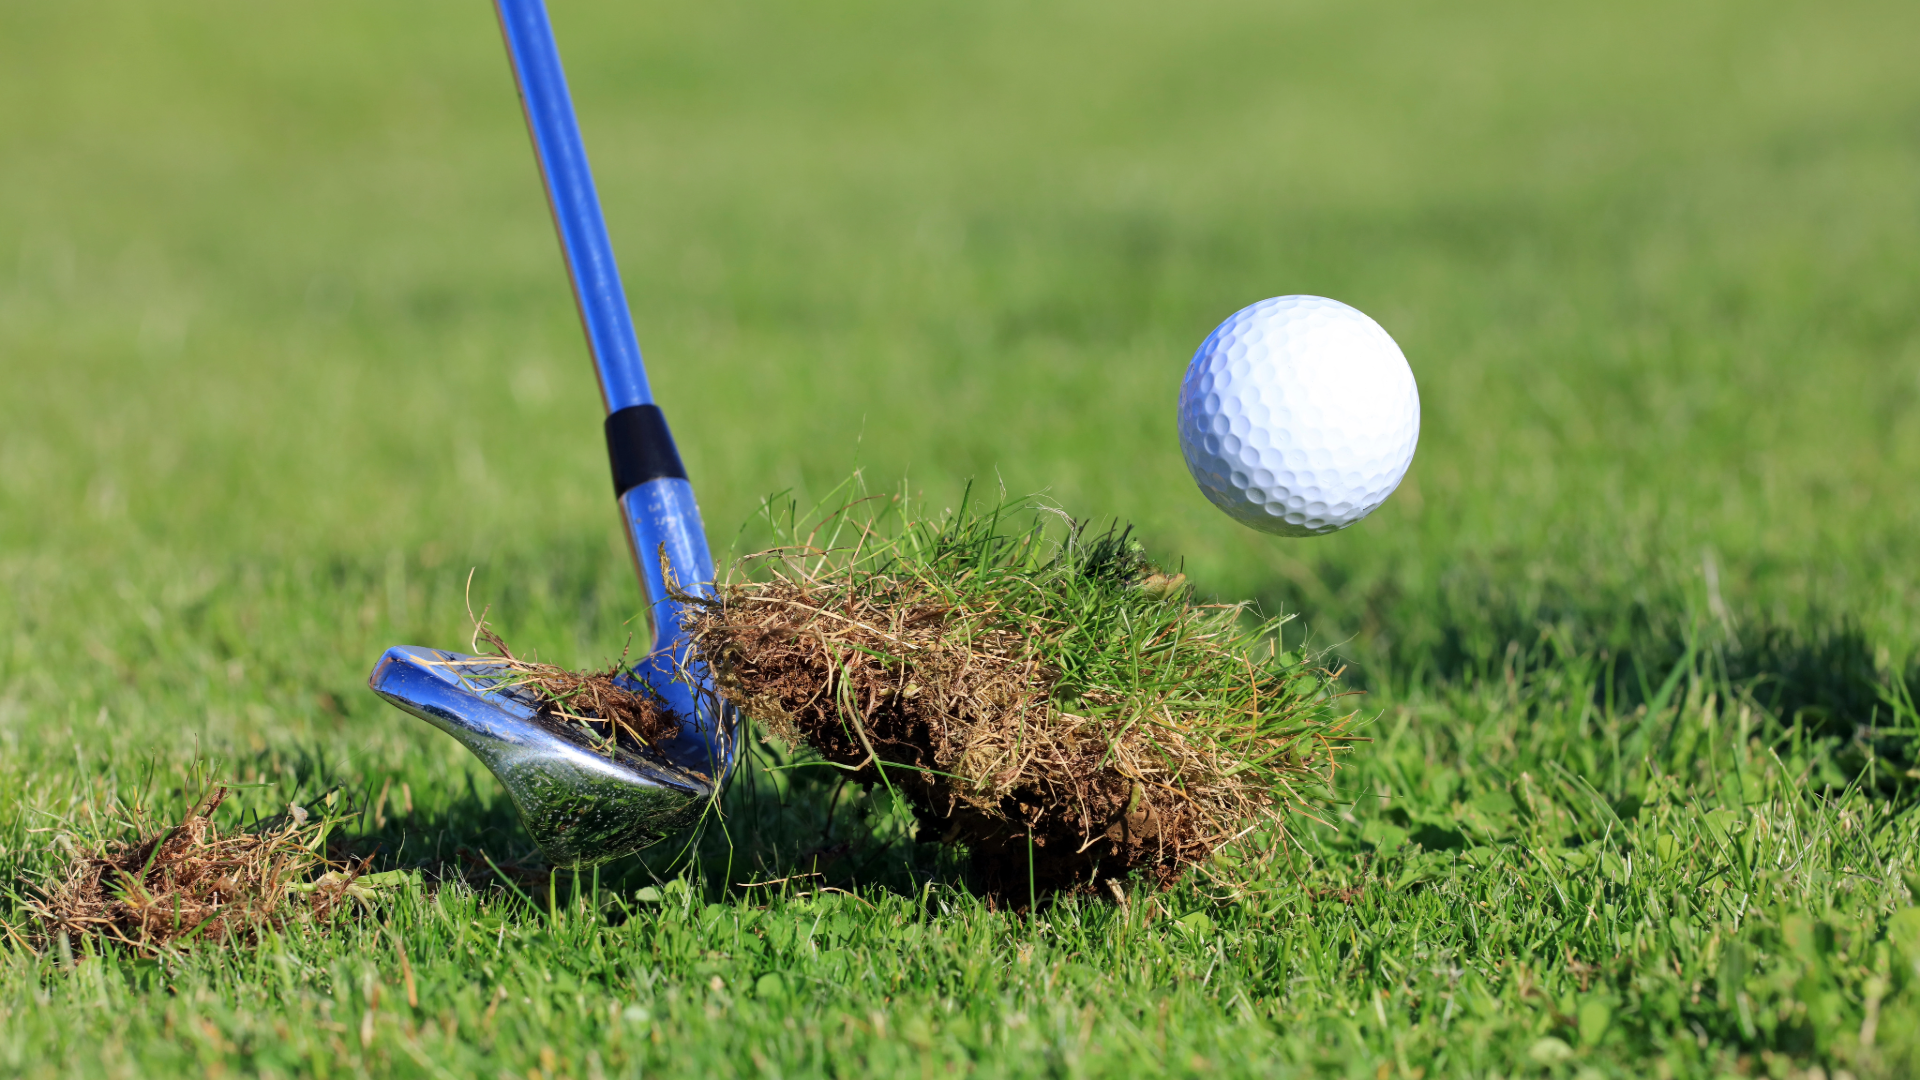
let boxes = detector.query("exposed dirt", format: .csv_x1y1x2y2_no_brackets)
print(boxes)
29,787,363,955
688,584,1219,902
471,623,682,754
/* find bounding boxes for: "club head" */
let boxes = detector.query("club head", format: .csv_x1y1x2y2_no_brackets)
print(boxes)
369,644,730,865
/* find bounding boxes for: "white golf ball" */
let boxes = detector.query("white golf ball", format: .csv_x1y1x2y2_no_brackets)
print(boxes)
1178,295,1420,537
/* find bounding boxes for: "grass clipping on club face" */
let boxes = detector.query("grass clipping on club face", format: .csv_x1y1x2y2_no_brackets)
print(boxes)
456,618,684,759
684,491,1358,898
28,786,367,955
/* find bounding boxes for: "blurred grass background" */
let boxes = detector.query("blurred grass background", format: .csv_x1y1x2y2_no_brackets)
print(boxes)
4,0,1920,1076
6,0,1916,673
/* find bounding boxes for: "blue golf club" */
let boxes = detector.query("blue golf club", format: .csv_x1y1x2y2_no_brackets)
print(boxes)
367,0,737,865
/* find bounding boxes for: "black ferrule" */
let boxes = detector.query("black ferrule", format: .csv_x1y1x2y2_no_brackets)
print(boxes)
604,404,687,497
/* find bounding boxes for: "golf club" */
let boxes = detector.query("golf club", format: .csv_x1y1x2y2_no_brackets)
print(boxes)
367,0,737,865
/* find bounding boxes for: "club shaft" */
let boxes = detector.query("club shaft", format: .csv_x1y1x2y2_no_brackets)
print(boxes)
494,0,652,413
494,0,720,625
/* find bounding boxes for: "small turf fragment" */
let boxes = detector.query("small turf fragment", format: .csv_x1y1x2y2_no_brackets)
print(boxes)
28,787,365,955
457,621,683,757
685,488,1358,900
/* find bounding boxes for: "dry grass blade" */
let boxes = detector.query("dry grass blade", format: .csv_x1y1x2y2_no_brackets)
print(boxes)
686,484,1361,902
27,787,366,956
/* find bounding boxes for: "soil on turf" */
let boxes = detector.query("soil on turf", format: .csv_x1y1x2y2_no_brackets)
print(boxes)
466,623,683,756
29,787,364,954
690,581,1204,897
681,505,1355,904
493,611,1194,898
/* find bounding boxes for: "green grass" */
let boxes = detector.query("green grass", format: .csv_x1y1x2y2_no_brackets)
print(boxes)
3,0,1920,1075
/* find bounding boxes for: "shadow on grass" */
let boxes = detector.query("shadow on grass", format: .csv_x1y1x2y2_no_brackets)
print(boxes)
208,547,1914,905
1257,560,1917,777
337,621,1913,904
314,736,964,906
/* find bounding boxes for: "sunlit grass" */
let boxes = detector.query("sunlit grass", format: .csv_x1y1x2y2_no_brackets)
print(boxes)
3,0,1919,1076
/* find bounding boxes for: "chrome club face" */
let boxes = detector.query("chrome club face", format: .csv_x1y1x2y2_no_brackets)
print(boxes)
368,646,726,865
366,0,737,865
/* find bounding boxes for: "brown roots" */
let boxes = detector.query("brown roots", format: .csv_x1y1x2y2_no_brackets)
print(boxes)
467,623,682,754
27,787,363,955
686,569,1350,902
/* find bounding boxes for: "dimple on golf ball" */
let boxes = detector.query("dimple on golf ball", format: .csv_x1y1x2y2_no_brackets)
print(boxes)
1178,295,1420,537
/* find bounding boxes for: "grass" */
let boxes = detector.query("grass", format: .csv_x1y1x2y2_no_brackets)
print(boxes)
3,0,1920,1076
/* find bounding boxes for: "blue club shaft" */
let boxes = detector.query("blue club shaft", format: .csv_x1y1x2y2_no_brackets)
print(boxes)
494,0,651,412
493,0,730,775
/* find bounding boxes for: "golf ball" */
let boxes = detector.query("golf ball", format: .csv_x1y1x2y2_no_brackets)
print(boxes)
1178,295,1419,537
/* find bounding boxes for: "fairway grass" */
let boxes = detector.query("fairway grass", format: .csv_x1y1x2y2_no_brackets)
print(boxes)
4,0,1920,1076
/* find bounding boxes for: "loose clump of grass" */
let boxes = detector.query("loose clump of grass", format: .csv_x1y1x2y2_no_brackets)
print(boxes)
453,617,683,758
684,487,1359,900
28,786,366,955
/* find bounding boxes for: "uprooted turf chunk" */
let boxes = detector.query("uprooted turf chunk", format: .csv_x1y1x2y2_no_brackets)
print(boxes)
29,787,362,954
686,492,1357,901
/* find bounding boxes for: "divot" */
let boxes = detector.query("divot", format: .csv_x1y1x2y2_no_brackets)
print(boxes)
681,491,1360,903
28,787,374,955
